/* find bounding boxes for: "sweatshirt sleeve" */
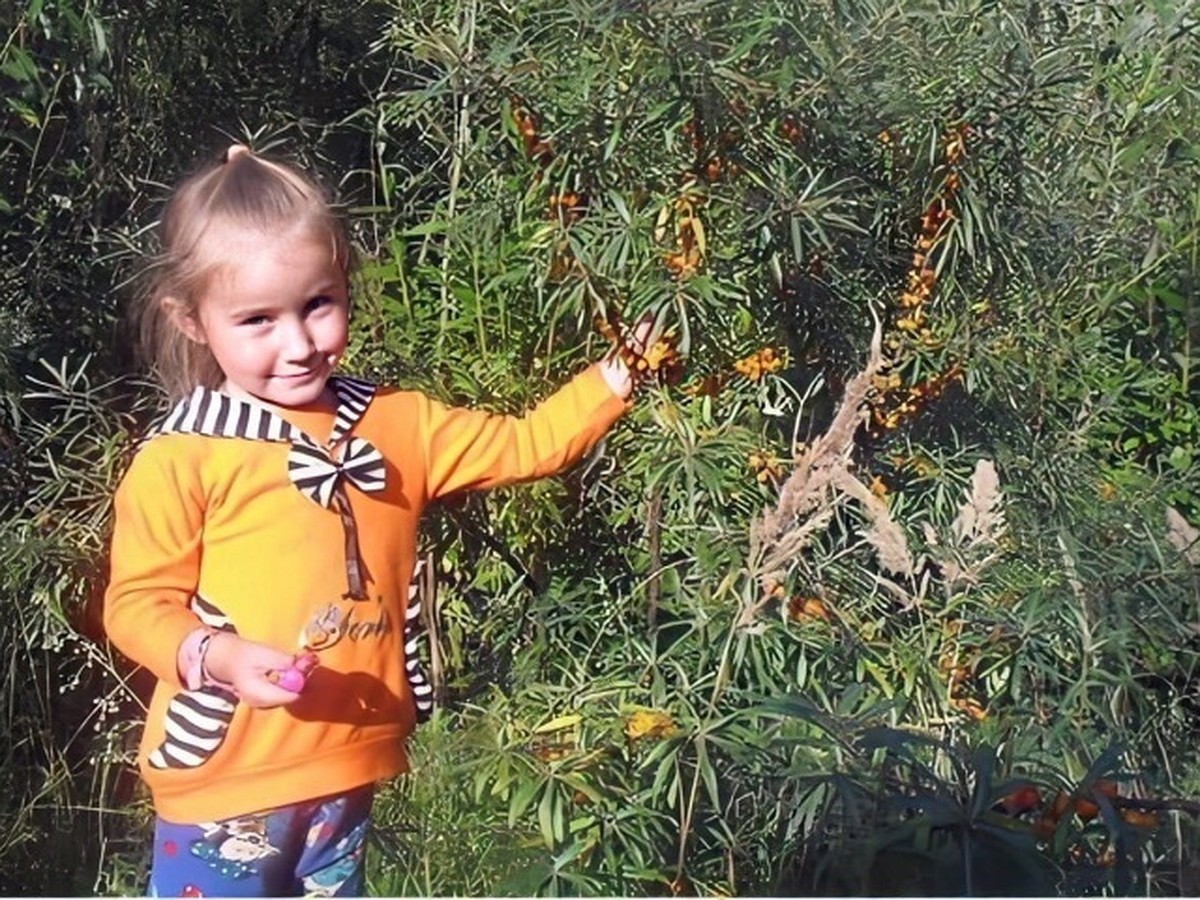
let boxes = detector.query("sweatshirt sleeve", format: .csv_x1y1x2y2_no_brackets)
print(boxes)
419,362,629,500
103,436,207,687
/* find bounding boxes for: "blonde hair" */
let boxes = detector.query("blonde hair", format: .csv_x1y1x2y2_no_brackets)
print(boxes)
133,146,351,399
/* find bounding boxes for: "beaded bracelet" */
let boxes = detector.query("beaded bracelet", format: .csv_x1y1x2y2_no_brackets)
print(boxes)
184,628,234,692
196,630,218,683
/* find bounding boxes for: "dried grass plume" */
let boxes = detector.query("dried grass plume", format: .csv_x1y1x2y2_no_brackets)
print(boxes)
746,318,914,624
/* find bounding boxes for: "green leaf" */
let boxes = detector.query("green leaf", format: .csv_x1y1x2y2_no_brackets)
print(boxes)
1,47,39,83
508,774,543,828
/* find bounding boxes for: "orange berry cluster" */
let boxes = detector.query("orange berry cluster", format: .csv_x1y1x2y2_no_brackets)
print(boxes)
786,594,832,623
762,579,834,625
893,125,967,337
660,191,705,280
869,122,969,438
624,708,678,742
528,735,574,762
778,114,804,147
733,346,784,382
886,451,939,479
594,312,684,386
993,778,1161,871
701,155,742,183
681,107,745,185
1030,780,1157,842
511,97,594,286
546,192,587,282
511,98,553,165
869,361,963,436
664,244,701,279
747,449,782,485
547,242,584,282
677,344,786,399
548,190,584,222
938,648,986,721
643,337,681,374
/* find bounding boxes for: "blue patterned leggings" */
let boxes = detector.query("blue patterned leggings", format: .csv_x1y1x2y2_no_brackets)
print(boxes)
148,784,373,897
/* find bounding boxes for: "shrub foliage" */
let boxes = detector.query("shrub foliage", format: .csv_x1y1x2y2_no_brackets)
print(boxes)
2,0,1198,895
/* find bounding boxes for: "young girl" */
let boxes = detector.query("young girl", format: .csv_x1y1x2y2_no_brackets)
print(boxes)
104,144,641,897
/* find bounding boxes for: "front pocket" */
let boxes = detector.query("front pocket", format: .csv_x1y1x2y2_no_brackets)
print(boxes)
148,592,240,770
148,686,239,769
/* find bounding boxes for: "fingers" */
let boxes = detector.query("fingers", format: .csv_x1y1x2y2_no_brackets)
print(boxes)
240,669,307,708
628,314,655,352
610,313,656,363
223,640,321,707
266,652,320,693
266,666,307,692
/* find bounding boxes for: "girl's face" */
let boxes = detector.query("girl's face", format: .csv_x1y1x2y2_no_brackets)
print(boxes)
176,223,350,409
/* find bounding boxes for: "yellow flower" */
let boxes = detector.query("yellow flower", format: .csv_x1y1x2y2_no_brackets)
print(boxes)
625,708,678,741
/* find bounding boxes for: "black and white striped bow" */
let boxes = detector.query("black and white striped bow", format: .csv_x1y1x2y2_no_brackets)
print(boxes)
287,437,385,506
149,378,385,598
287,437,386,598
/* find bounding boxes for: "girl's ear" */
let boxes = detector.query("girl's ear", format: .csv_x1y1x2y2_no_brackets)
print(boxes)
161,297,207,344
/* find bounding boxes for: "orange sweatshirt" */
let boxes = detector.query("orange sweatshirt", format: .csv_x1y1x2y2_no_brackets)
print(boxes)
105,364,627,823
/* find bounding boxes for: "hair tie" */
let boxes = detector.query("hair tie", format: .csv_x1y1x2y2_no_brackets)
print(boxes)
224,143,251,163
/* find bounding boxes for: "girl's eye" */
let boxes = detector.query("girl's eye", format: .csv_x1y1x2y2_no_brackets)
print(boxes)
306,295,334,313
240,314,270,327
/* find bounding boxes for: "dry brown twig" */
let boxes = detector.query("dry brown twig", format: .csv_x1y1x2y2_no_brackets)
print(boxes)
745,316,910,626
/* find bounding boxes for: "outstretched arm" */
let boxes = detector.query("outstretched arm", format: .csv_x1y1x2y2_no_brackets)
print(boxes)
418,362,629,500
415,319,651,499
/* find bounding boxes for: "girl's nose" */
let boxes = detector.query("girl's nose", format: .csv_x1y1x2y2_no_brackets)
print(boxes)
280,319,317,360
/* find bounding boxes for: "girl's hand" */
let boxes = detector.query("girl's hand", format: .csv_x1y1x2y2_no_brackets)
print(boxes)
599,316,655,400
203,632,317,708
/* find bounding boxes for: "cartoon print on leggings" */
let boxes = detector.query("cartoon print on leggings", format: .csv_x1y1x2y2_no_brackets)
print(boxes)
148,594,238,769
301,800,367,898
188,816,279,880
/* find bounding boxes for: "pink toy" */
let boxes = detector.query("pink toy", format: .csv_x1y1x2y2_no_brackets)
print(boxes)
272,667,307,692
269,652,319,693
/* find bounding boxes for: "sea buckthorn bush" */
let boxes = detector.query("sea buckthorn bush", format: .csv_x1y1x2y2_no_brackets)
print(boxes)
3,0,1199,894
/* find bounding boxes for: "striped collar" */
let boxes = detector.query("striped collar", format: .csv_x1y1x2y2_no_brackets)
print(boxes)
151,376,376,450
150,376,383,598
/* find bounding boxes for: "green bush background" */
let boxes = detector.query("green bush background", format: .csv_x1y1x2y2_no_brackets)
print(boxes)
2,0,1199,895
